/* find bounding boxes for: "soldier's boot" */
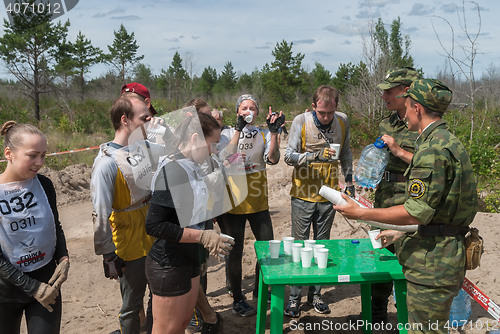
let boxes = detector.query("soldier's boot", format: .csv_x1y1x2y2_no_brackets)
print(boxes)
346,297,388,324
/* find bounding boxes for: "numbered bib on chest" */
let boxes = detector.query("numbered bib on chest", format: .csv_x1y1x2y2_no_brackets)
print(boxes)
0,178,56,272
238,126,265,174
106,142,152,209
304,114,343,154
153,157,209,228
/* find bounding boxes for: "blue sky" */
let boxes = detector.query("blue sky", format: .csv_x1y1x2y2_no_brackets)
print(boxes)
1,0,499,80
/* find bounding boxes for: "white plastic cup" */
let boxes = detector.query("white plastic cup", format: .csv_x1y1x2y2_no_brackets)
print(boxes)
269,240,281,259
291,243,302,263
319,186,348,205
304,240,316,249
146,125,166,136
219,233,235,258
301,247,313,268
283,237,295,255
316,248,329,269
330,143,341,160
244,112,253,123
313,244,326,260
368,229,383,249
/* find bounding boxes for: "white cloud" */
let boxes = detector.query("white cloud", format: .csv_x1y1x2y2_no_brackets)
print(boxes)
107,8,126,15
441,3,456,13
359,0,400,8
165,37,180,42
110,15,141,21
409,3,434,16
293,39,315,44
324,23,362,37
311,51,331,57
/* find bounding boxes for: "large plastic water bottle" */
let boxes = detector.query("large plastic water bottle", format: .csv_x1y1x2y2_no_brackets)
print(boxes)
354,136,390,188
449,289,472,325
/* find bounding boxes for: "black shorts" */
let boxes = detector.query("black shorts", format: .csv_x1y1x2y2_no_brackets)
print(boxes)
145,256,200,297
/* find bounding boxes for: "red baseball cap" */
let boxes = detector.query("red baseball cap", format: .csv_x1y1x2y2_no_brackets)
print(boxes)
121,83,157,115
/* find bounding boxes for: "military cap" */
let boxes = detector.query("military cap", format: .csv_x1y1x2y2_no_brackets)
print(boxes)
397,79,452,113
377,67,421,89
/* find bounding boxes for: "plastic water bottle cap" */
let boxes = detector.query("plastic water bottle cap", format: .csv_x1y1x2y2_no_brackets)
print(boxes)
374,136,386,148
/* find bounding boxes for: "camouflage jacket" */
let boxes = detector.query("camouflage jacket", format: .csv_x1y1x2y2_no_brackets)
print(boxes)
399,119,478,287
374,112,418,208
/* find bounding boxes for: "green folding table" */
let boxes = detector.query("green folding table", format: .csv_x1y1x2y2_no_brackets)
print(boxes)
254,239,408,334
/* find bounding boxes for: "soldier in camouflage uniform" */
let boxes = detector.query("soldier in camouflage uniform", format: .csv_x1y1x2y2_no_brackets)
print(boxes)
336,79,478,334
349,67,421,324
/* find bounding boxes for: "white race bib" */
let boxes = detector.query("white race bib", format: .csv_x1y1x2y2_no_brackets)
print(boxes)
103,141,152,210
152,157,209,228
237,125,266,174
0,178,56,272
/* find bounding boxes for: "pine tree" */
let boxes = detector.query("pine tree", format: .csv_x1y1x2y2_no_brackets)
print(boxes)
72,31,103,101
0,0,70,120
219,61,237,91
106,24,144,84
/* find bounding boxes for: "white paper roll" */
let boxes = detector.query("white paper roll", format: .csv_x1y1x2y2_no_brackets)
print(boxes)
319,186,347,205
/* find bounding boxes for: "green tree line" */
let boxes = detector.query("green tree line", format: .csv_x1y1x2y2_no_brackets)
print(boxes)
0,2,498,212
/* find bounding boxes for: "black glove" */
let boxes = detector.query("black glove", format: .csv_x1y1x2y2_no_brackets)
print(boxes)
267,113,285,133
344,185,355,198
311,148,330,162
103,253,126,279
235,115,248,132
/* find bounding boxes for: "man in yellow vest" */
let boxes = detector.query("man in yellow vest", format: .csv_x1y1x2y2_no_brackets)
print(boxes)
91,97,169,334
284,85,354,317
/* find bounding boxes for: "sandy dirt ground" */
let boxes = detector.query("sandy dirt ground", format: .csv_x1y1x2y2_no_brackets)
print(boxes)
20,142,500,334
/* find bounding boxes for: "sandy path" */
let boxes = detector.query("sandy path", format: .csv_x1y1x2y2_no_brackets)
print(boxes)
19,144,500,333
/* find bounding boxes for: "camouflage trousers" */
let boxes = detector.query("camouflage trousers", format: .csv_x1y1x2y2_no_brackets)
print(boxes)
406,281,461,334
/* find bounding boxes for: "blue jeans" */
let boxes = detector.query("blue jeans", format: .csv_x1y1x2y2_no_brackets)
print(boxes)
288,197,335,302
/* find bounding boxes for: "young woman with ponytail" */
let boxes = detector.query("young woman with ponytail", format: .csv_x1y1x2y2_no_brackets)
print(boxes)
145,112,234,334
0,121,69,334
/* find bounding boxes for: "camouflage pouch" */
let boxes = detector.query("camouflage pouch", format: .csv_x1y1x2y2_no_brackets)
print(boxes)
464,227,484,270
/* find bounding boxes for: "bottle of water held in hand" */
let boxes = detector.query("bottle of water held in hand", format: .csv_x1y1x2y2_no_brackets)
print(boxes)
354,136,390,188
449,289,472,326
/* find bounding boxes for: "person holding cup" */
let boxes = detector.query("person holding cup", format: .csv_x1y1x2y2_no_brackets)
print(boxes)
348,67,421,325
283,85,354,317
217,94,284,317
336,79,478,334
145,112,235,333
